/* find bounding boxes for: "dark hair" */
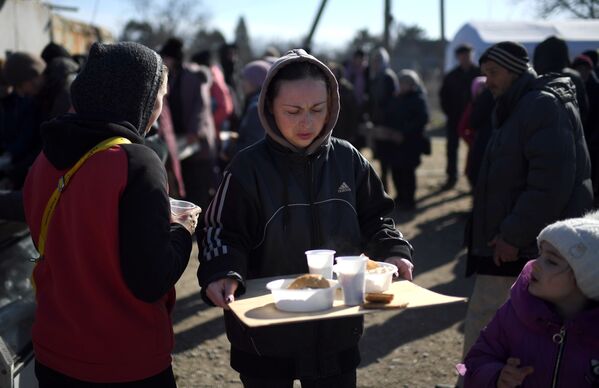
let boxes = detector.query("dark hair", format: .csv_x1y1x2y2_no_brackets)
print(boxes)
455,44,473,55
582,49,598,67
266,61,329,108
353,48,365,58
191,50,212,67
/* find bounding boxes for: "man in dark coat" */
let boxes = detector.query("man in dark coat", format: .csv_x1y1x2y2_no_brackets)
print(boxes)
439,44,480,189
463,41,594,358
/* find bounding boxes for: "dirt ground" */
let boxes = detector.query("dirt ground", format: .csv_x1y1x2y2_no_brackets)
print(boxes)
171,133,475,388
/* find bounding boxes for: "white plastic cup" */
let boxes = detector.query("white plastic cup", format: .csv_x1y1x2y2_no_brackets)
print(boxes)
169,197,201,233
305,249,336,279
334,256,367,306
169,198,199,216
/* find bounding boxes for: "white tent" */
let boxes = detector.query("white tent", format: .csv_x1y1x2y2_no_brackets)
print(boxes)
445,20,599,72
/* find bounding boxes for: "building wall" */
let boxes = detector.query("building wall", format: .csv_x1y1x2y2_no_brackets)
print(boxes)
0,0,52,59
0,0,114,60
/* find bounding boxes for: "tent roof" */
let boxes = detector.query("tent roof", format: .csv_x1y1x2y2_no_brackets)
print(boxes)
444,20,599,72
467,20,599,43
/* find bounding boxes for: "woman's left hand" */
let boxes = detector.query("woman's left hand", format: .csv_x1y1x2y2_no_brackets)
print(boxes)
384,257,414,281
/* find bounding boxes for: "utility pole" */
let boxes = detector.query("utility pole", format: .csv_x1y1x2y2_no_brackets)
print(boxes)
440,0,446,72
303,0,328,52
383,0,391,51
440,0,445,42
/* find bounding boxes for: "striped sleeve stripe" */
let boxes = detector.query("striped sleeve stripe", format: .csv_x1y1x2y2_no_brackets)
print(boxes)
203,171,233,261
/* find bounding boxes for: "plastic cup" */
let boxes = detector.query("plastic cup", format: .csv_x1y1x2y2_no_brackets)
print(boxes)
334,256,367,306
169,198,200,216
305,249,336,279
169,198,201,232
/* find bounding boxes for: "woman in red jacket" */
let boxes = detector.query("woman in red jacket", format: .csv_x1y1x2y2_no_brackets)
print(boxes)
23,42,199,387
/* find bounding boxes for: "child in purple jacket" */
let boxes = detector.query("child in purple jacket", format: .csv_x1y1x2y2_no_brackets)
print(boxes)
461,211,599,387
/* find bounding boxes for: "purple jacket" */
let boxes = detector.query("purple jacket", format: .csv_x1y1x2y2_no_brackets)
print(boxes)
464,260,599,387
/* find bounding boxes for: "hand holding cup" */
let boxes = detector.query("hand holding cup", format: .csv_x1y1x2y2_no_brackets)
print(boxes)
169,197,202,234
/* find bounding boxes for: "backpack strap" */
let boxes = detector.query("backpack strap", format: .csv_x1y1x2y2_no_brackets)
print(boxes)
33,136,131,262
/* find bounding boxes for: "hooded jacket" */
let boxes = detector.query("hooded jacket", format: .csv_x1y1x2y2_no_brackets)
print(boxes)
533,36,589,123
468,69,594,276
464,261,599,387
23,42,192,382
198,49,413,378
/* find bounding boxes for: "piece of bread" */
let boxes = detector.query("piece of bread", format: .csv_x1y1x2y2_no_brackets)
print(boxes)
366,259,380,271
365,292,394,304
287,274,330,289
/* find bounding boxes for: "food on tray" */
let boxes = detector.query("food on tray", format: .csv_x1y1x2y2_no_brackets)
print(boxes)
366,259,380,271
365,292,394,304
287,274,330,289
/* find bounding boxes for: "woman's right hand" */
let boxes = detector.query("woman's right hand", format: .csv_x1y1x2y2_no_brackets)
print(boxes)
172,208,201,235
206,278,239,310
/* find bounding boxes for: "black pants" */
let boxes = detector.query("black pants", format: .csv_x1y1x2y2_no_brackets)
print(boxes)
240,369,357,388
391,166,416,205
445,123,459,181
35,361,177,388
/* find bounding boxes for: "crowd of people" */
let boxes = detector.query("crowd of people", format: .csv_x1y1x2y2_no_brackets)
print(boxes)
0,33,598,387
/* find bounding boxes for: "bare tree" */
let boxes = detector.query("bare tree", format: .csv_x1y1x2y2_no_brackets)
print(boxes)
122,0,208,50
522,0,599,18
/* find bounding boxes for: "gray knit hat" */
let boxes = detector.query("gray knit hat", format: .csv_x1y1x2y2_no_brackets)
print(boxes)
241,60,271,89
480,41,530,74
2,52,46,87
537,211,599,301
70,42,164,134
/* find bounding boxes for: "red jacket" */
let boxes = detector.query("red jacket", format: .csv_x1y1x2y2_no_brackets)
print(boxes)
24,115,191,382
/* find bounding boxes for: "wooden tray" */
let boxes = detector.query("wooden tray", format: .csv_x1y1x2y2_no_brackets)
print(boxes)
228,276,467,327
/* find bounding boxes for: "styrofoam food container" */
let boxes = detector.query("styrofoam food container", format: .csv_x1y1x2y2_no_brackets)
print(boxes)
266,278,339,312
364,262,398,292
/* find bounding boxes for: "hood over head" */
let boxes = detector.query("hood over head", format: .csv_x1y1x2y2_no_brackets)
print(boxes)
70,42,164,135
533,36,570,75
258,49,339,155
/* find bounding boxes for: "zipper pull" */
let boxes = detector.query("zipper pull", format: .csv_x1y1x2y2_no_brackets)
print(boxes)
552,325,566,344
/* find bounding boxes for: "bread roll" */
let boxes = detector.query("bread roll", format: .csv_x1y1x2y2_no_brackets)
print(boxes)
365,292,394,304
287,274,330,289
366,259,380,271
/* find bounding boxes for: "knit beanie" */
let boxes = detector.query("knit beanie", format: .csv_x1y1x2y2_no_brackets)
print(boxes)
159,37,184,62
70,42,164,134
242,60,271,89
479,41,530,74
537,211,599,301
572,55,593,70
41,42,71,65
2,52,46,87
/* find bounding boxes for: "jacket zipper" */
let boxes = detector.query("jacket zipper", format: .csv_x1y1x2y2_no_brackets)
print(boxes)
307,157,322,375
307,158,319,246
551,325,566,388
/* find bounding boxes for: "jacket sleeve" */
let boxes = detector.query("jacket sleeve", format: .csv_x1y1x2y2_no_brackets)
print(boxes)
500,95,578,248
464,303,511,388
235,104,264,153
354,150,413,261
439,72,452,116
402,95,429,137
119,144,192,303
196,169,260,304
184,69,212,138
210,73,234,130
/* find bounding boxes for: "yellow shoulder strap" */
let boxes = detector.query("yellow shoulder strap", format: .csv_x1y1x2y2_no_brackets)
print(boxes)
34,136,131,261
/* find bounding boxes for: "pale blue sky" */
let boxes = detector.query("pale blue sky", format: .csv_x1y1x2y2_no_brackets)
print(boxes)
50,0,568,49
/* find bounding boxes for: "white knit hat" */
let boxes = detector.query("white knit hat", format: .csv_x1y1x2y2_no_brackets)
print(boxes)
537,210,599,300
